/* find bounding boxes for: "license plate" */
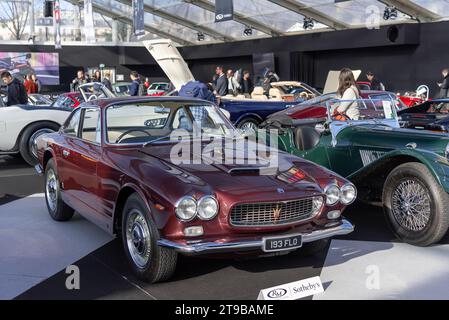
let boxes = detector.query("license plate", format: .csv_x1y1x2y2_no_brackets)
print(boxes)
263,234,303,252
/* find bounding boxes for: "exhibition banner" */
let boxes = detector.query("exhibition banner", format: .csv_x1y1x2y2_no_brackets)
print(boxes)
215,0,234,23
84,0,96,43
133,0,145,36
0,52,60,85
53,0,62,49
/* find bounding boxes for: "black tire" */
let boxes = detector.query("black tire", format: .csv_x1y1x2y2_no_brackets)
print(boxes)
44,158,74,222
19,122,60,166
291,239,329,257
237,117,260,132
383,162,449,246
121,193,177,283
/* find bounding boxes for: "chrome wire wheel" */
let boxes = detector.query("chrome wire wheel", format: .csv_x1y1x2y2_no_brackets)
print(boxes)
240,121,258,132
391,179,431,232
126,209,151,269
29,128,54,158
45,168,58,213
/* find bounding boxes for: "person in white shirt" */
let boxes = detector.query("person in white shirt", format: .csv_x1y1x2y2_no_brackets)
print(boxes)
334,68,361,121
227,69,241,96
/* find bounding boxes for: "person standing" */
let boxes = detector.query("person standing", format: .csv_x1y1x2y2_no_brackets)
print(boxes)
227,69,240,96
438,68,449,98
240,71,254,96
102,71,113,91
1,71,28,106
93,70,102,83
71,70,89,92
24,74,38,95
334,68,361,121
144,77,151,90
366,71,385,91
214,66,228,96
31,74,42,93
129,71,142,96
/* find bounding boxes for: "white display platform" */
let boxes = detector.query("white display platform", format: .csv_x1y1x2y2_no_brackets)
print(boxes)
315,239,449,300
0,194,112,299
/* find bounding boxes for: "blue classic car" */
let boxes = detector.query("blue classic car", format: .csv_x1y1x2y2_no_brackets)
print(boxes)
220,82,320,130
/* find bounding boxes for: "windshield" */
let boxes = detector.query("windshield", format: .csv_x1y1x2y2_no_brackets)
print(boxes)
327,98,399,122
106,102,235,145
29,95,52,106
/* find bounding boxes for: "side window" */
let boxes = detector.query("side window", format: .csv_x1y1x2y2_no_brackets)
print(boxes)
63,109,81,137
81,108,101,143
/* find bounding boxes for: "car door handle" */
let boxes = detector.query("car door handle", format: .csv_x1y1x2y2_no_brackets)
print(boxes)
62,150,70,158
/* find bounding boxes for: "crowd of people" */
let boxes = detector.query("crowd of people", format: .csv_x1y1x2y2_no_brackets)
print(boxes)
210,66,280,98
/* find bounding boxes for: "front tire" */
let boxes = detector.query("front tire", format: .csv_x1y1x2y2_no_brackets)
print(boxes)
121,193,177,283
19,122,60,166
383,162,449,246
44,158,74,221
237,117,260,132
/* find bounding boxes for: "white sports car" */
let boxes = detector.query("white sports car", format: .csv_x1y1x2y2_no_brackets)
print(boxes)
0,104,71,165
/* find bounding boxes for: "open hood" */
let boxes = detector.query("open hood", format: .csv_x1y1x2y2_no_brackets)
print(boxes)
143,39,195,91
323,70,361,95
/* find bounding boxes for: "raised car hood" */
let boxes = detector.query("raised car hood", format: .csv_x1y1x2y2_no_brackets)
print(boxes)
143,39,194,91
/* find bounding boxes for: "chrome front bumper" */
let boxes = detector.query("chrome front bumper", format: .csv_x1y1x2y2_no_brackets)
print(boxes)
157,219,354,255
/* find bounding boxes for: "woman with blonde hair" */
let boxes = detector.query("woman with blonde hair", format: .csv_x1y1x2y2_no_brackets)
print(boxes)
334,68,361,120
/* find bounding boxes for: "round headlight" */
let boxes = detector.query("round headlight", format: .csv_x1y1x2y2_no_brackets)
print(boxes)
341,184,357,205
197,196,219,220
175,196,197,221
325,184,341,206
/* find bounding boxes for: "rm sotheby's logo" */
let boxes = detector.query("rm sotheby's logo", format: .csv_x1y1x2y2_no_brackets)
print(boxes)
216,14,224,20
267,288,287,299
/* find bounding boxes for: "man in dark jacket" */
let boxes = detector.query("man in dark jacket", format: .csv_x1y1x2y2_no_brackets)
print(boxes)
438,68,449,98
366,71,385,91
240,70,254,96
129,71,143,96
1,71,28,106
214,66,228,96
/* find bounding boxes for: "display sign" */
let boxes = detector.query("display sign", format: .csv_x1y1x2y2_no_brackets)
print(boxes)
53,0,62,49
257,276,324,300
132,0,145,36
0,52,60,85
84,0,96,43
215,0,234,23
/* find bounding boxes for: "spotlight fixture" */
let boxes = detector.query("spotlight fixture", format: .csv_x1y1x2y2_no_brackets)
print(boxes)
303,17,314,30
197,32,205,41
383,6,398,20
243,26,253,36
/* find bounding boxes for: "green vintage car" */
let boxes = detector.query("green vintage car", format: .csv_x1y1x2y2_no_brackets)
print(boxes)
261,98,449,246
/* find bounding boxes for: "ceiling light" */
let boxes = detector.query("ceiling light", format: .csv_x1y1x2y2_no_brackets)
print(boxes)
243,26,253,36
383,6,398,20
197,32,205,41
303,17,314,30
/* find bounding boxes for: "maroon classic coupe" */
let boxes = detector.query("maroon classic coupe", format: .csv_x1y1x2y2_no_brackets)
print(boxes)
36,96,356,283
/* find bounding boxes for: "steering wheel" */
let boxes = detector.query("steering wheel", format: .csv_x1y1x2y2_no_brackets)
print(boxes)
88,94,98,101
115,129,151,144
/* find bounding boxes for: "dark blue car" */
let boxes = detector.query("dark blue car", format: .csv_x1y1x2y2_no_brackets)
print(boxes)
398,99,449,132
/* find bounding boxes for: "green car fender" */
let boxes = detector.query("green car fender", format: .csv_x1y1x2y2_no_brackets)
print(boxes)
348,148,449,194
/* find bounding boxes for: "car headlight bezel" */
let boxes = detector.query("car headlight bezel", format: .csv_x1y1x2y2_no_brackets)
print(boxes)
324,184,341,206
175,196,198,222
197,195,219,221
340,183,357,205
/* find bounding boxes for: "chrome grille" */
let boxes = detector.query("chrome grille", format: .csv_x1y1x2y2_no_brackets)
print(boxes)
230,197,319,227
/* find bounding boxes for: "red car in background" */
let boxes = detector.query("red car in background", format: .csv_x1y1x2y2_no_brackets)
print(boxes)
35,96,355,283
268,91,405,120
51,92,83,109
